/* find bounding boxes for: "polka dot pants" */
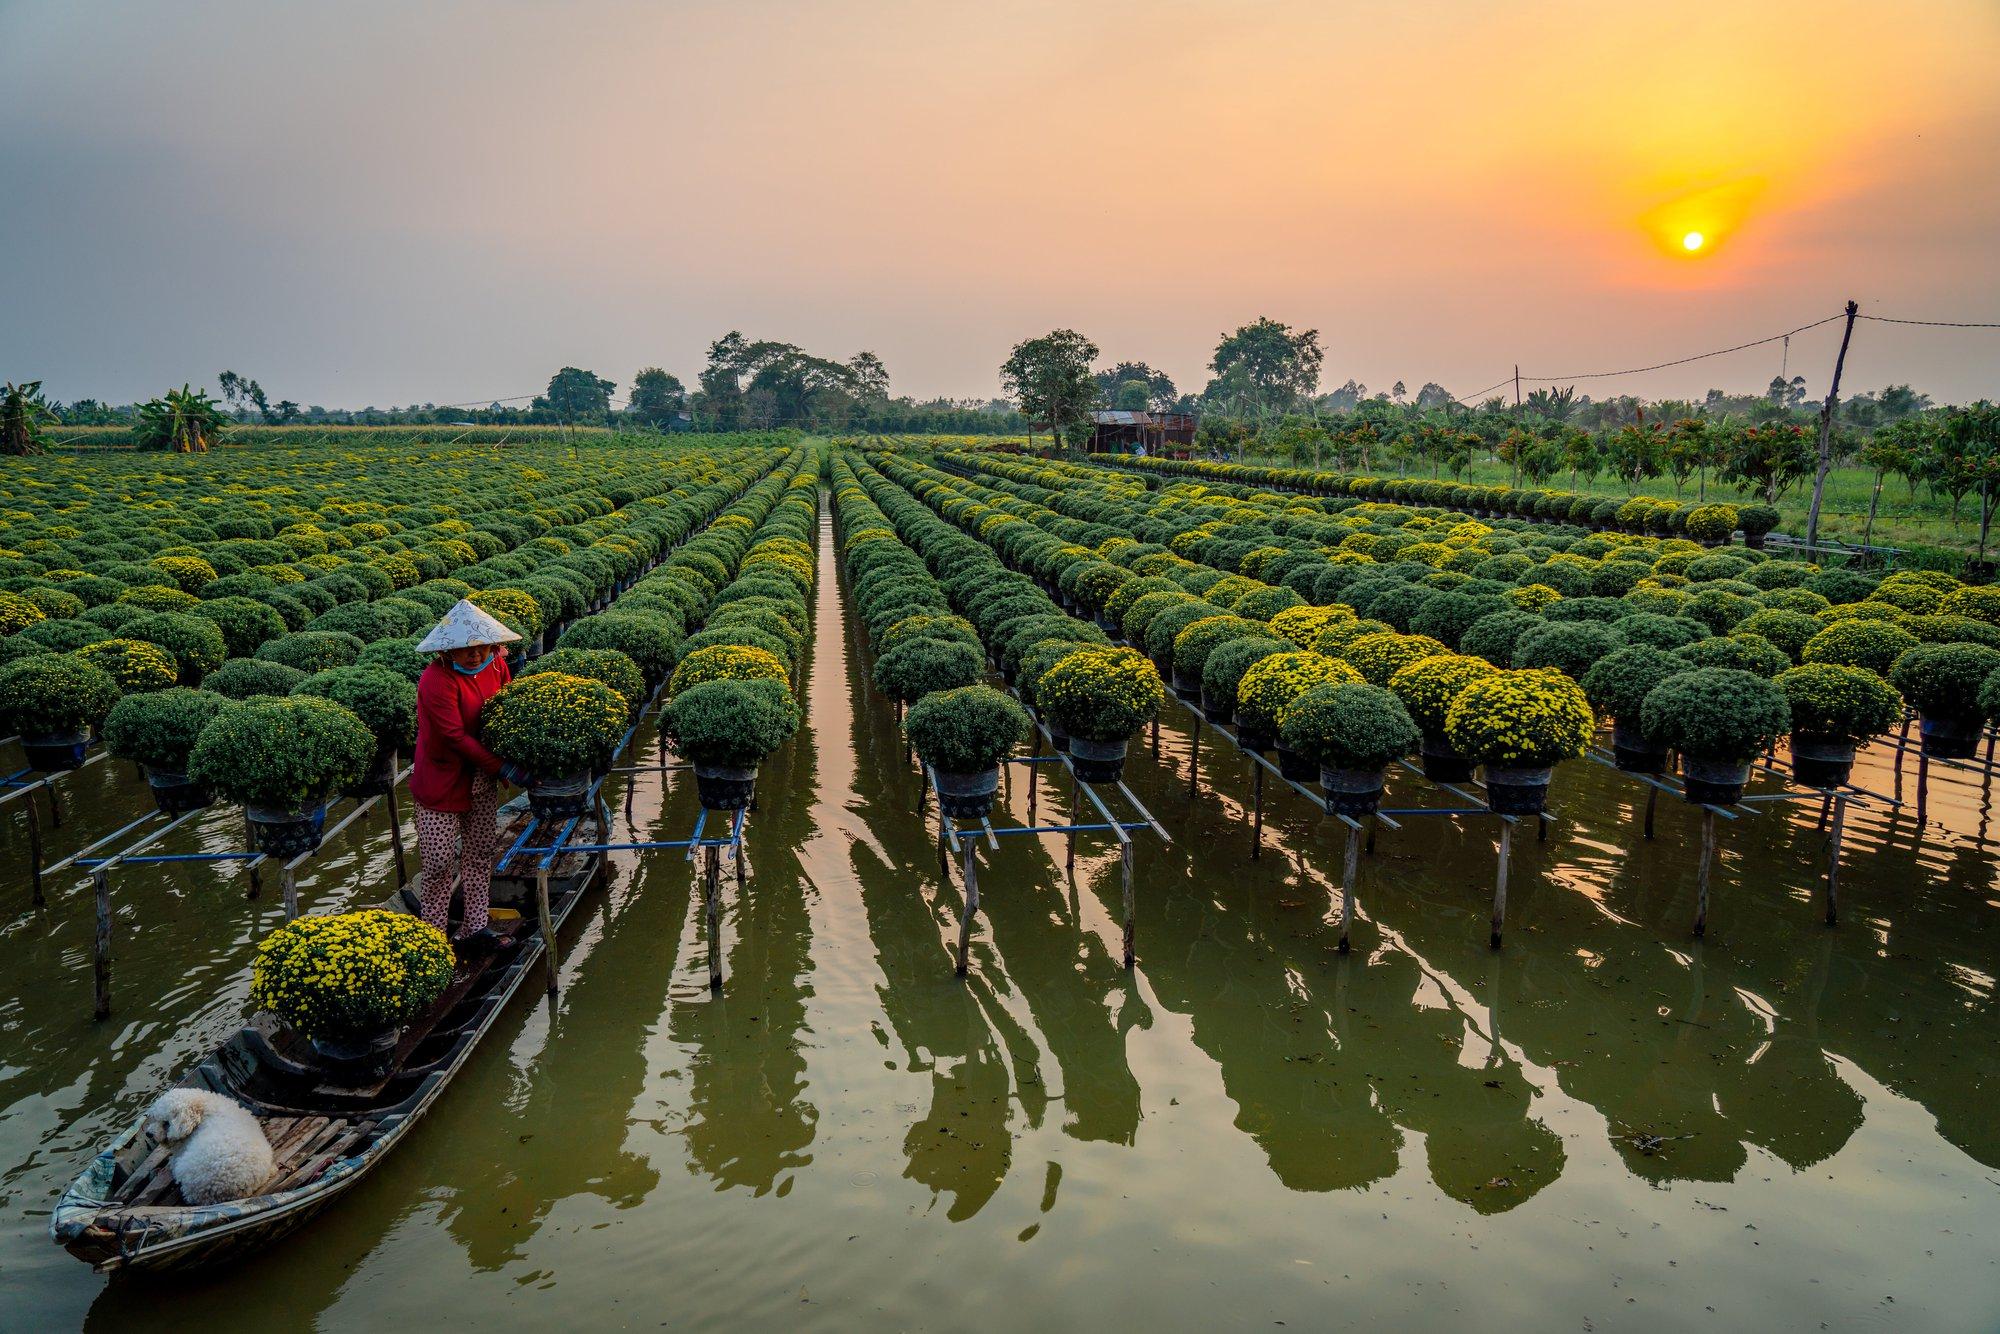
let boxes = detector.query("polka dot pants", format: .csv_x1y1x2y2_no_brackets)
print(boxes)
414,774,498,937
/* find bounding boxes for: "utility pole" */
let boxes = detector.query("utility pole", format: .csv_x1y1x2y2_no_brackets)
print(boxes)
1514,365,1522,410
1805,301,1861,550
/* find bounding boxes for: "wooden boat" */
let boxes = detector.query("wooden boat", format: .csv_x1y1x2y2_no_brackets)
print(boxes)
50,798,605,1273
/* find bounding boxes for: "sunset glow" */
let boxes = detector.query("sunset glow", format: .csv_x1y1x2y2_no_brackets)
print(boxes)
1682,231,1706,252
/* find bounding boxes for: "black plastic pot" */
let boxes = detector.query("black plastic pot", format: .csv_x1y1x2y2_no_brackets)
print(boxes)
1320,765,1386,816
1171,665,1202,701
1919,713,1982,760
934,766,1001,819
144,766,212,815
1610,720,1669,774
247,801,331,856
1236,725,1274,755
1679,753,1751,806
345,745,399,799
1095,612,1119,635
1276,745,1318,783
692,762,757,811
21,730,88,773
528,772,592,820
1200,686,1234,725
1789,734,1856,789
1419,739,1475,784
308,1026,399,1084
1068,736,1127,783
1483,764,1553,816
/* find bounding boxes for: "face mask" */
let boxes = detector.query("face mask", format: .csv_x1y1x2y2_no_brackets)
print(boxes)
451,651,497,676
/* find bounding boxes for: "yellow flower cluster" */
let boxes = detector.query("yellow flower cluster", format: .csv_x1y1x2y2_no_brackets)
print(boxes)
668,643,789,698
1388,653,1499,736
1337,632,1449,686
1268,604,1354,650
1444,669,1596,768
250,909,454,1044
469,587,543,636
1507,584,1563,612
1236,651,1361,733
1037,646,1164,741
73,638,179,693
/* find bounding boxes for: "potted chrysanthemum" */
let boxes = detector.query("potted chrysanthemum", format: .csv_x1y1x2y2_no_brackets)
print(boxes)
1386,653,1497,783
662,676,803,809
1774,663,1902,788
187,694,377,853
251,908,455,1080
482,671,628,820
101,687,234,812
1035,646,1165,783
0,653,121,771
1444,668,1597,815
1236,652,1363,774
1889,642,2000,759
1276,682,1420,815
906,684,1031,818
1638,667,1791,805
291,666,419,797
1579,645,1690,774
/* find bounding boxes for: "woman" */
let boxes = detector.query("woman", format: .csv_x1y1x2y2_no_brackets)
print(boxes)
411,601,527,957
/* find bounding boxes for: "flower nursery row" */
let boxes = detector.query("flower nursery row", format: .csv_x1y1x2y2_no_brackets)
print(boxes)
0,440,802,851
830,451,1156,812
1057,450,1784,547
869,447,2000,813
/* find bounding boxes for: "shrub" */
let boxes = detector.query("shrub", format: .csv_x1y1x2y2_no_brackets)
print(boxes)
192,596,290,658
1940,585,2000,625
556,612,683,686
1143,600,1226,663
1672,633,1791,678
468,587,544,637
0,654,120,735
1037,647,1165,742
1682,505,1740,544
482,671,628,776
1736,505,1782,538
1387,653,1498,737
1309,616,1394,655
1686,587,1757,634
1121,589,1197,645
1580,645,1688,722
906,684,1030,773
206,657,310,700
118,585,202,614
251,910,454,1045
1888,642,2000,720
1904,614,2000,648
1267,604,1354,650
355,636,430,684
520,647,647,717
1775,664,1902,741
1278,683,1419,770
148,554,219,594
1409,591,1509,647
1639,667,1790,759
1511,621,1624,678
73,637,180,694
124,612,227,684
1459,610,1544,666
256,630,365,674
1800,620,1920,675
1735,608,1823,662
292,667,419,751
1231,585,1306,620
102,687,234,772
1338,631,1449,686
1614,612,1705,651
308,601,406,644
870,637,984,703
664,676,802,768
1236,651,1362,737
187,694,376,807
0,591,46,636
1171,615,1266,681
1445,669,1596,767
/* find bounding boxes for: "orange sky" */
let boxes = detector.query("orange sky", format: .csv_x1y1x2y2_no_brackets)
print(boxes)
3,0,1998,406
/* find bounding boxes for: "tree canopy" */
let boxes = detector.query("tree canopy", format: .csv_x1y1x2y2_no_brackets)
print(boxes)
1001,329,1100,449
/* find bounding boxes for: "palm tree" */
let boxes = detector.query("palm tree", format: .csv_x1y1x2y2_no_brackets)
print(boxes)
1,381,53,456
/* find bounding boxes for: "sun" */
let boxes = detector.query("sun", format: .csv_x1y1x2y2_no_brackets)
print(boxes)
1682,230,1705,252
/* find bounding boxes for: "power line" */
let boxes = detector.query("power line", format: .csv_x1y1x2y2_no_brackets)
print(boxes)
1518,312,1848,385
1859,314,2000,329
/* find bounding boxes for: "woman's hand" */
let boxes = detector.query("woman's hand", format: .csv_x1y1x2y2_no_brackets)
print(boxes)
498,761,532,788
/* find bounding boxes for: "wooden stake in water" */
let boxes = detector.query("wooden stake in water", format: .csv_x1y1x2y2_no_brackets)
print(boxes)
26,795,44,908
1490,821,1512,950
385,778,409,887
1825,794,1846,927
281,866,299,921
1249,764,1264,859
1119,840,1135,969
1694,808,1716,938
955,843,980,977
92,868,111,1019
1337,823,1362,954
537,867,558,996
703,844,723,992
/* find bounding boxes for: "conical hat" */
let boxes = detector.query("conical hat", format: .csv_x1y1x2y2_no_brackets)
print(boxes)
416,599,524,653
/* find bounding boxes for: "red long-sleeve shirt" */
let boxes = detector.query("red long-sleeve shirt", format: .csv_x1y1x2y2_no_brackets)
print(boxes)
410,655,512,812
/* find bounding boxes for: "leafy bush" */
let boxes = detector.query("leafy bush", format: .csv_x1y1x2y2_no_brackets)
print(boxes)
73,637,180,693
1775,664,1902,741
0,653,120,734
556,612,683,686
102,687,234,771
1639,667,1790,760
1511,621,1624,678
355,636,430,684
906,684,1029,773
1940,585,2000,625
481,671,628,776
1888,642,2000,719
191,596,289,658
520,647,647,717
1682,504,1739,543
0,591,46,636
1579,644,1688,722
1201,635,1291,708
187,694,376,807
1171,615,1265,681
1278,683,1418,770
1445,669,1597,767
1460,610,1544,665
1800,620,1920,675
251,910,454,1044
663,676,802,768
1387,653,1498,737
1236,651,1362,737
206,656,310,699
292,667,419,750
1037,647,1165,742
125,612,227,684
1338,631,1449,686
256,630,365,674
870,637,984,703
1735,608,1823,662
1672,633,1791,678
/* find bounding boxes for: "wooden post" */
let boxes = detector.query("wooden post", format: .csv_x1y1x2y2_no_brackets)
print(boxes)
1249,763,1264,859
385,782,408,887
1187,726,1201,798
1337,823,1362,954
955,843,980,976
1065,773,1079,873
536,868,558,996
92,868,111,1019
703,844,723,991
1027,758,1038,826
1825,794,1847,927
1805,301,1861,550
26,794,44,908
1151,716,1160,760
245,811,262,900
1694,808,1716,937
1490,821,1512,949
1643,785,1659,840
281,867,299,920
46,782,63,829
1119,840,1135,969
1916,750,1930,827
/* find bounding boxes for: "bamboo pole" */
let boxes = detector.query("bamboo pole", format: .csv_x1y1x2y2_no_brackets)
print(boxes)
1694,809,1717,937
955,843,980,976
92,869,111,1019
703,844,723,991
537,867,558,996
1337,823,1362,954
1825,794,1847,927
1119,840,1135,969
1490,821,1512,949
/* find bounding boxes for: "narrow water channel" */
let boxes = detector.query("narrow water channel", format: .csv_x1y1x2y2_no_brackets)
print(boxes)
2,493,1998,1328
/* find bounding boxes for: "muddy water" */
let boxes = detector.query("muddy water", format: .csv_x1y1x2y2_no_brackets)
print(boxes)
2,500,1998,1329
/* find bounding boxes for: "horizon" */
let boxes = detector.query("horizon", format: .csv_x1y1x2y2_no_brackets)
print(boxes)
4,1,1998,410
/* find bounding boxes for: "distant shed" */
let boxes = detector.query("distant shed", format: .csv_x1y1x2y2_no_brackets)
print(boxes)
1083,411,1197,455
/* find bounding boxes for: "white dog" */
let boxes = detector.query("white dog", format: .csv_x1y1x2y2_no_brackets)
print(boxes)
142,1089,275,1205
